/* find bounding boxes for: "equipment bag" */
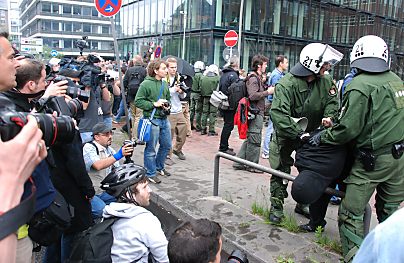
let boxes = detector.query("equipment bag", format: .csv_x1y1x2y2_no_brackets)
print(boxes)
210,90,229,110
68,217,119,263
227,79,247,110
127,72,141,97
28,191,73,246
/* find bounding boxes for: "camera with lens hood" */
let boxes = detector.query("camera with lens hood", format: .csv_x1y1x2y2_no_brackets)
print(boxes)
53,76,90,103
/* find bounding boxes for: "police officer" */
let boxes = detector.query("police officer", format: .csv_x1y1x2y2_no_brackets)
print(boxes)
200,64,220,135
268,43,343,224
190,61,205,131
310,35,404,262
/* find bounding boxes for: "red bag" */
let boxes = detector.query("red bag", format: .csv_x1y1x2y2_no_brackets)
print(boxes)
234,97,249,139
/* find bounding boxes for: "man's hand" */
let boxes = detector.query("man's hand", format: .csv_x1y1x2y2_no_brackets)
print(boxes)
121,143,134,157
153,99,168,108
267,85,275,95
298,132,311,142
43,80,68,98
321,117,333,128
308,130,325,147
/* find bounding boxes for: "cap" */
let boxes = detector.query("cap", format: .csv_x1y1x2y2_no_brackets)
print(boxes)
92,122,116,135
290,62,314,77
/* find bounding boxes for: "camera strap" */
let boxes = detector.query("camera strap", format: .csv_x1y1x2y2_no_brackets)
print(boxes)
0,177,36,241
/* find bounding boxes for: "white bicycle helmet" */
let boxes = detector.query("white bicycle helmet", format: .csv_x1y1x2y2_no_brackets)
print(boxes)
290,43,343,77
350,35,390,72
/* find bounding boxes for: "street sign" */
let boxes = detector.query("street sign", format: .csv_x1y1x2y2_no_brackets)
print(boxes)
21,37,43,54
224,30,238,47
51,50,58,57
154,46,162,58
222,47,239,62
95,0,122,17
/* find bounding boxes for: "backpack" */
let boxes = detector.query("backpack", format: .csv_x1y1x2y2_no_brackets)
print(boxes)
126,67,146,97
227,78,250,110
68,217,119,263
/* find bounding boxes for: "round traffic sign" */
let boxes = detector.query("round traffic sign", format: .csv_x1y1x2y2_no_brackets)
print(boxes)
224,30,238,48
50,50,58,57
154,46,162,58
95,0,122,17
222,47,239,62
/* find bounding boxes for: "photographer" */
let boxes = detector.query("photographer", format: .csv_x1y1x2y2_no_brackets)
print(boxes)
0,32,48,263
135,59,171,184
165,57,188,163
83,123,134,218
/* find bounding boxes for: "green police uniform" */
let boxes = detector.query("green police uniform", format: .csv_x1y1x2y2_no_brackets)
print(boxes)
269,73,339,218
200,74,220,133
320,71,404,262
190,72,203,129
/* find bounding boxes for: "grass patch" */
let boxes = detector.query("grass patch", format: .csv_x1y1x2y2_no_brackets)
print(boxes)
251,201,270,219
279,213,300,233
314,226,343,255
276,255,295,263
239,222,250,228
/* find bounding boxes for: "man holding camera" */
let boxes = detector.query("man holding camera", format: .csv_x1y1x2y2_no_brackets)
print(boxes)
165,57,188,162
83,122,134,218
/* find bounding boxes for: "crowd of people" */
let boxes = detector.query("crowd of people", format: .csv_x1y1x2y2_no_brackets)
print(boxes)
0,29,403,263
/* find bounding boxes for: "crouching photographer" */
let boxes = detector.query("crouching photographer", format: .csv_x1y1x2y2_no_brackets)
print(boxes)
0,57,95,262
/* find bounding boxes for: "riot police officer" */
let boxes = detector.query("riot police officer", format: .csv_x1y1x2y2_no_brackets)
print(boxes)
311,35,404,262
268,43,343,224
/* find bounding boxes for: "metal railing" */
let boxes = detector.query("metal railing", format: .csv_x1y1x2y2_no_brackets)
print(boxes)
213,152,372,235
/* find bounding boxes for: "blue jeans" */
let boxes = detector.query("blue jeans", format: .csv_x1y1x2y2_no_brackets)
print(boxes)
90,192,116,218
43,233,75,263
262,118,273,155
103,116,112,129
115,100,125,121
144,118,172,177
80,132,93,144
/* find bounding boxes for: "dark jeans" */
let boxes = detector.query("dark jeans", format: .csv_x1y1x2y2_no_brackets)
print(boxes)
219,109,236,151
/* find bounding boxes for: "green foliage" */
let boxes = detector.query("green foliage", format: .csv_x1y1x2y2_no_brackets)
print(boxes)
276,255,295,263
279,213,300,233
314,226,343,255
251,201,270,219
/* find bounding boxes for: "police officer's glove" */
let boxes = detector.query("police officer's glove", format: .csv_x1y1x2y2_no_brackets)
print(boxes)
308,130,324,147
297,132,311,143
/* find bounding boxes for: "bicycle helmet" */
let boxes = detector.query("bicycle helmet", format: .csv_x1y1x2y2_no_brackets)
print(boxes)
350,35,390,73
290,43,343,77
101,163,147,203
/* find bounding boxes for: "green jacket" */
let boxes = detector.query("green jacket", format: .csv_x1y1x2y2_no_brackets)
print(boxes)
200,73,220,97
135,76,171,119
270,73,339,139
192,72,203,93
322,71,404,150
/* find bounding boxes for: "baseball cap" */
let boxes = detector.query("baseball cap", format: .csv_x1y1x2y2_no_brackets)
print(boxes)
92,123,116,135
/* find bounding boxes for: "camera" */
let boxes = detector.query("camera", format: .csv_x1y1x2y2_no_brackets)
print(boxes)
122,139,144,164
227,250,248,263
177,75,190,92
35,96,83,119
53,76,90,103
161,101,171,116
0,97,75,146
75,36,89,55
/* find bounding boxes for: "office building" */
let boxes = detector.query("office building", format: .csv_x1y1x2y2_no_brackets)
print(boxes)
0,0,7,33
19,0,114,57
117,0,404,79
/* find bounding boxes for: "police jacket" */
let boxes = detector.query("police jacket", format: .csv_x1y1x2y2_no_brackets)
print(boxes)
321,71,404,150
200,72,220,97
191,72,203,93
270,73,339,140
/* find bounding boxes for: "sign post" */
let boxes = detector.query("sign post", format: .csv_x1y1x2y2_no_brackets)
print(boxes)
224,30,238,61
95,0,132,136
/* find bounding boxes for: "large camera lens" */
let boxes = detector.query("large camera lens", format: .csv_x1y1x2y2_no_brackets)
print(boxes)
67,98,83,118
66,86,90,103
30,113,75,146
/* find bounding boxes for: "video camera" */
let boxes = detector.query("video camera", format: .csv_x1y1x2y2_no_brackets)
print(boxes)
53,76,90,103
0,97,75,146
122,139,145,164
75,36,89,56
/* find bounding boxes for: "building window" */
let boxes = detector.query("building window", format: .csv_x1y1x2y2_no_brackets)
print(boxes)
92,8,98,17
92,25,99,34
52,21,59,31
101,26,109,34
63,5,72,14
83,7,91,16
64,39,72,49
100,41,112,50
90,41,98,50
64,22,72,32
73,6,81,15
42,3,51,13
73,22,82,32
51,39,59,48
52,3,59,13
83,24,91,33
42,21,51,31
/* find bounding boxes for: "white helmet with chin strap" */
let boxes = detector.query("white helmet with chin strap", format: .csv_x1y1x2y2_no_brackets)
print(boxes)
350,35,390,73
290,43,344,77
194,61,205,73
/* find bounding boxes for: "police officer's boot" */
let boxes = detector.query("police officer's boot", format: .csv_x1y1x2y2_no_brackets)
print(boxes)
201,128,207,135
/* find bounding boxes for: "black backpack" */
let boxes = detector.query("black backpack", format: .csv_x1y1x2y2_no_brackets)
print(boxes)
127,67,146,97
68,217,119,263
227,79,248,110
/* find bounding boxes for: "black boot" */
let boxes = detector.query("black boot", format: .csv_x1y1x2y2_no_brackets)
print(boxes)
201,128,207,135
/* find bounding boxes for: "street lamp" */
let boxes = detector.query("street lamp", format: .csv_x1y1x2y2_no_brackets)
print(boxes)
180,10,187,59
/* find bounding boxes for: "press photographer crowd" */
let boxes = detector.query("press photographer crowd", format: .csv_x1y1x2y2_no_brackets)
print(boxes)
0,29,402,263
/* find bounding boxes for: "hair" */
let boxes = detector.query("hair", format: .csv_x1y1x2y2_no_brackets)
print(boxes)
0,32,10,55
168,218,222,263
147,59,167,77
229,56,239,69
275,55,287,67
166,57,177,65
16,59,45,89
251,54,269,71
128,176,148,196
133,54,143,66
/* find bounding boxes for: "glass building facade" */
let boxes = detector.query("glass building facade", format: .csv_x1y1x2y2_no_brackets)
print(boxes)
117,0,404,79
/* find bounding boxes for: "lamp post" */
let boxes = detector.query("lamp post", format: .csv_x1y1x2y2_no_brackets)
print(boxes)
180,10,187,59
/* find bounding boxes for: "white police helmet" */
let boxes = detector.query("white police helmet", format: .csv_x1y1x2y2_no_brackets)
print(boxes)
350,35,389,73
290,43,343,77
194,61,205,72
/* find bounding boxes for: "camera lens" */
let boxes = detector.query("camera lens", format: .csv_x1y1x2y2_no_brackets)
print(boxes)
31,113,75,146
67,99,83,118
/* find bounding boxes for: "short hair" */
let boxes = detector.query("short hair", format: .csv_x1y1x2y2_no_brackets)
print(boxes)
251,54,269,72
275,55,287,67
128,176,148,196
0,32,10,55
132,55,143,66
166,57,177,65
147,59,167,77
16,59,45,90
168,218,222,263
229,56,239,69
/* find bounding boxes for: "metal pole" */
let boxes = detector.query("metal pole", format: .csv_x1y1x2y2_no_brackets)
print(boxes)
110,16,131,137
237,0,244,59
181,10,187,59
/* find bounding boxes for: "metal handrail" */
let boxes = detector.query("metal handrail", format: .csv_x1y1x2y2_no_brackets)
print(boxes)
213,152,372,235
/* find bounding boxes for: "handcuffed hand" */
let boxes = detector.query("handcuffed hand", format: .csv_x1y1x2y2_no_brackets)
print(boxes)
308,131,324,147
297,132,311,142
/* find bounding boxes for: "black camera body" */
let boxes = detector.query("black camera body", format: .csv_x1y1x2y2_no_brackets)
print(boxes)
35,96,83,119
53,76,90,103
177,75,190,92
161,101,171,116
228,250,248,263
0,97,75,146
